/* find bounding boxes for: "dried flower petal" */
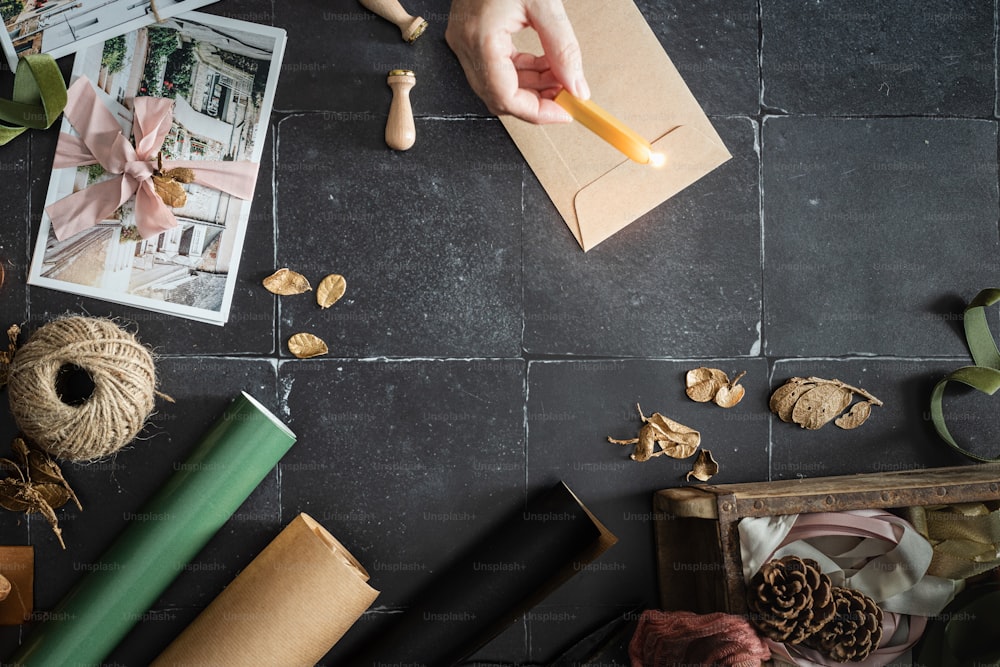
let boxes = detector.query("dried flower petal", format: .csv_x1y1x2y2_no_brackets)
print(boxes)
152,174,188,207
685,367,728,402
316,274,347,309
791,384,853,430
686,449,719,482
288,333,328,359
835,400,873,430
714,371,747,408
263,269,312,295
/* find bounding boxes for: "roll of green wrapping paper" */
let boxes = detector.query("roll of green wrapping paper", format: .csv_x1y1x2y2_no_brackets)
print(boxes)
9,392,296,667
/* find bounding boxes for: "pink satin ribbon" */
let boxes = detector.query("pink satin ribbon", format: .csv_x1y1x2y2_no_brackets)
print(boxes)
45,76,260,241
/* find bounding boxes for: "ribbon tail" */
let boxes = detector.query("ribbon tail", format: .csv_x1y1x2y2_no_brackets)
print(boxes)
45,176,133,241
52,133,101,169
135,180,178,238
162,159,260,200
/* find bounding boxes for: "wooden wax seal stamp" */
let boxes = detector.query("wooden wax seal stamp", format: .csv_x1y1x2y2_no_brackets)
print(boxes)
359,0,428,42
386,69,416,151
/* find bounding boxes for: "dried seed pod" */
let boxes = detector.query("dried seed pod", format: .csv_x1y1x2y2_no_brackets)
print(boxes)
714,370,747,408
152,174,188,207
835,401,873,430
608,404,701,462
686,368,747,408
316,274,347,309
686,449,719,482
769,377,811,422
0,574,9,602
685,367,728,403
263,269,312,295
770,377,883,431
287,333,328,359
791,384,853,430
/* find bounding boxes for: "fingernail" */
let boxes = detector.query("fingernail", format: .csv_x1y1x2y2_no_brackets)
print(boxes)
575,77,591,100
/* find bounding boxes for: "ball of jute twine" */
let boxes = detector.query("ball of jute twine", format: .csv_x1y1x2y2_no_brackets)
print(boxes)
7,317,159,462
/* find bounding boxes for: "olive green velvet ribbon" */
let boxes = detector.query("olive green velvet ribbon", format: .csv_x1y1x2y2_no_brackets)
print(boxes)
930,288,1000,461
0,54,66,146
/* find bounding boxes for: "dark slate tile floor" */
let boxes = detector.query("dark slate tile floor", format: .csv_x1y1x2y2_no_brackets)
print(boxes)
1,0,999,665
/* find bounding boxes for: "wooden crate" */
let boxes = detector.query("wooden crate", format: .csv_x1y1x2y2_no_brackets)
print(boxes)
653,463,1000,614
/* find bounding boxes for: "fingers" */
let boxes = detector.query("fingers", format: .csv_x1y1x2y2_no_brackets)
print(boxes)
445,0,586,124
525,0,590,99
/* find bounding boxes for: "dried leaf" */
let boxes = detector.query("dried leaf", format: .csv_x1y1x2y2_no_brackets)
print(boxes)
263,268,312,295
835,401,873,430
288,333,328,359
685,367,728,402
0,574,9,602
163,167,195,184
33,483,71,510
0,437,80,548
316,274,347,309
686,449,719,482
769,377,812,422
791,384,853,430
0,479,32,512
714,370,747,408
152,174,188,207
608,404,701,462
26,447,81,510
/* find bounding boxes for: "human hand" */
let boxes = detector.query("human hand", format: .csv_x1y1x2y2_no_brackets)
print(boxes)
446,0,590,124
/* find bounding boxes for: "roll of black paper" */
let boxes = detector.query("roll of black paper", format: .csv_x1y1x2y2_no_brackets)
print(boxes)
348,481,616,666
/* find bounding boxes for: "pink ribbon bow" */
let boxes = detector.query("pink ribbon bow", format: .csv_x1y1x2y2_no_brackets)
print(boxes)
45,76,260,241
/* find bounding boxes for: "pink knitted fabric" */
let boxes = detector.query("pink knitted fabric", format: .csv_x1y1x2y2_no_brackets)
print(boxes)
629,609,771,667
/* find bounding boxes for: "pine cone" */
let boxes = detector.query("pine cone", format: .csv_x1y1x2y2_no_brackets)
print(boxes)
746,555,836,644
803,586,883,662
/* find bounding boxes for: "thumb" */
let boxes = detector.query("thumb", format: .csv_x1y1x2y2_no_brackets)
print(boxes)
527,1,590,99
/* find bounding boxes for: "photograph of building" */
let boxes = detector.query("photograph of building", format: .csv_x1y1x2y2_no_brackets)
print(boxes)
28,13,284,324
0,0,213,68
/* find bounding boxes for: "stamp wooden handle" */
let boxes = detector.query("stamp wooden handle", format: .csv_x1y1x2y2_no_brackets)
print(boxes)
359,0,427,42
386,70,416,151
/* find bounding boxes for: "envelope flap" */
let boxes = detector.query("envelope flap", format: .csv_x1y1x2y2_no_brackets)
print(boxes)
574,125,732,251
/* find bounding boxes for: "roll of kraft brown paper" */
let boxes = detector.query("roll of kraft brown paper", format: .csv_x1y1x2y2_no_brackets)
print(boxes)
347,481,617,666
153,513,378,666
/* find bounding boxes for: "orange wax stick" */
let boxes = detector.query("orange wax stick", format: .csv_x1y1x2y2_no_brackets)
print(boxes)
554,89,664,166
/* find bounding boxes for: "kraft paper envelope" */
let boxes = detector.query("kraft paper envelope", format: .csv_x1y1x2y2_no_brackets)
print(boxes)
501,0,732,251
